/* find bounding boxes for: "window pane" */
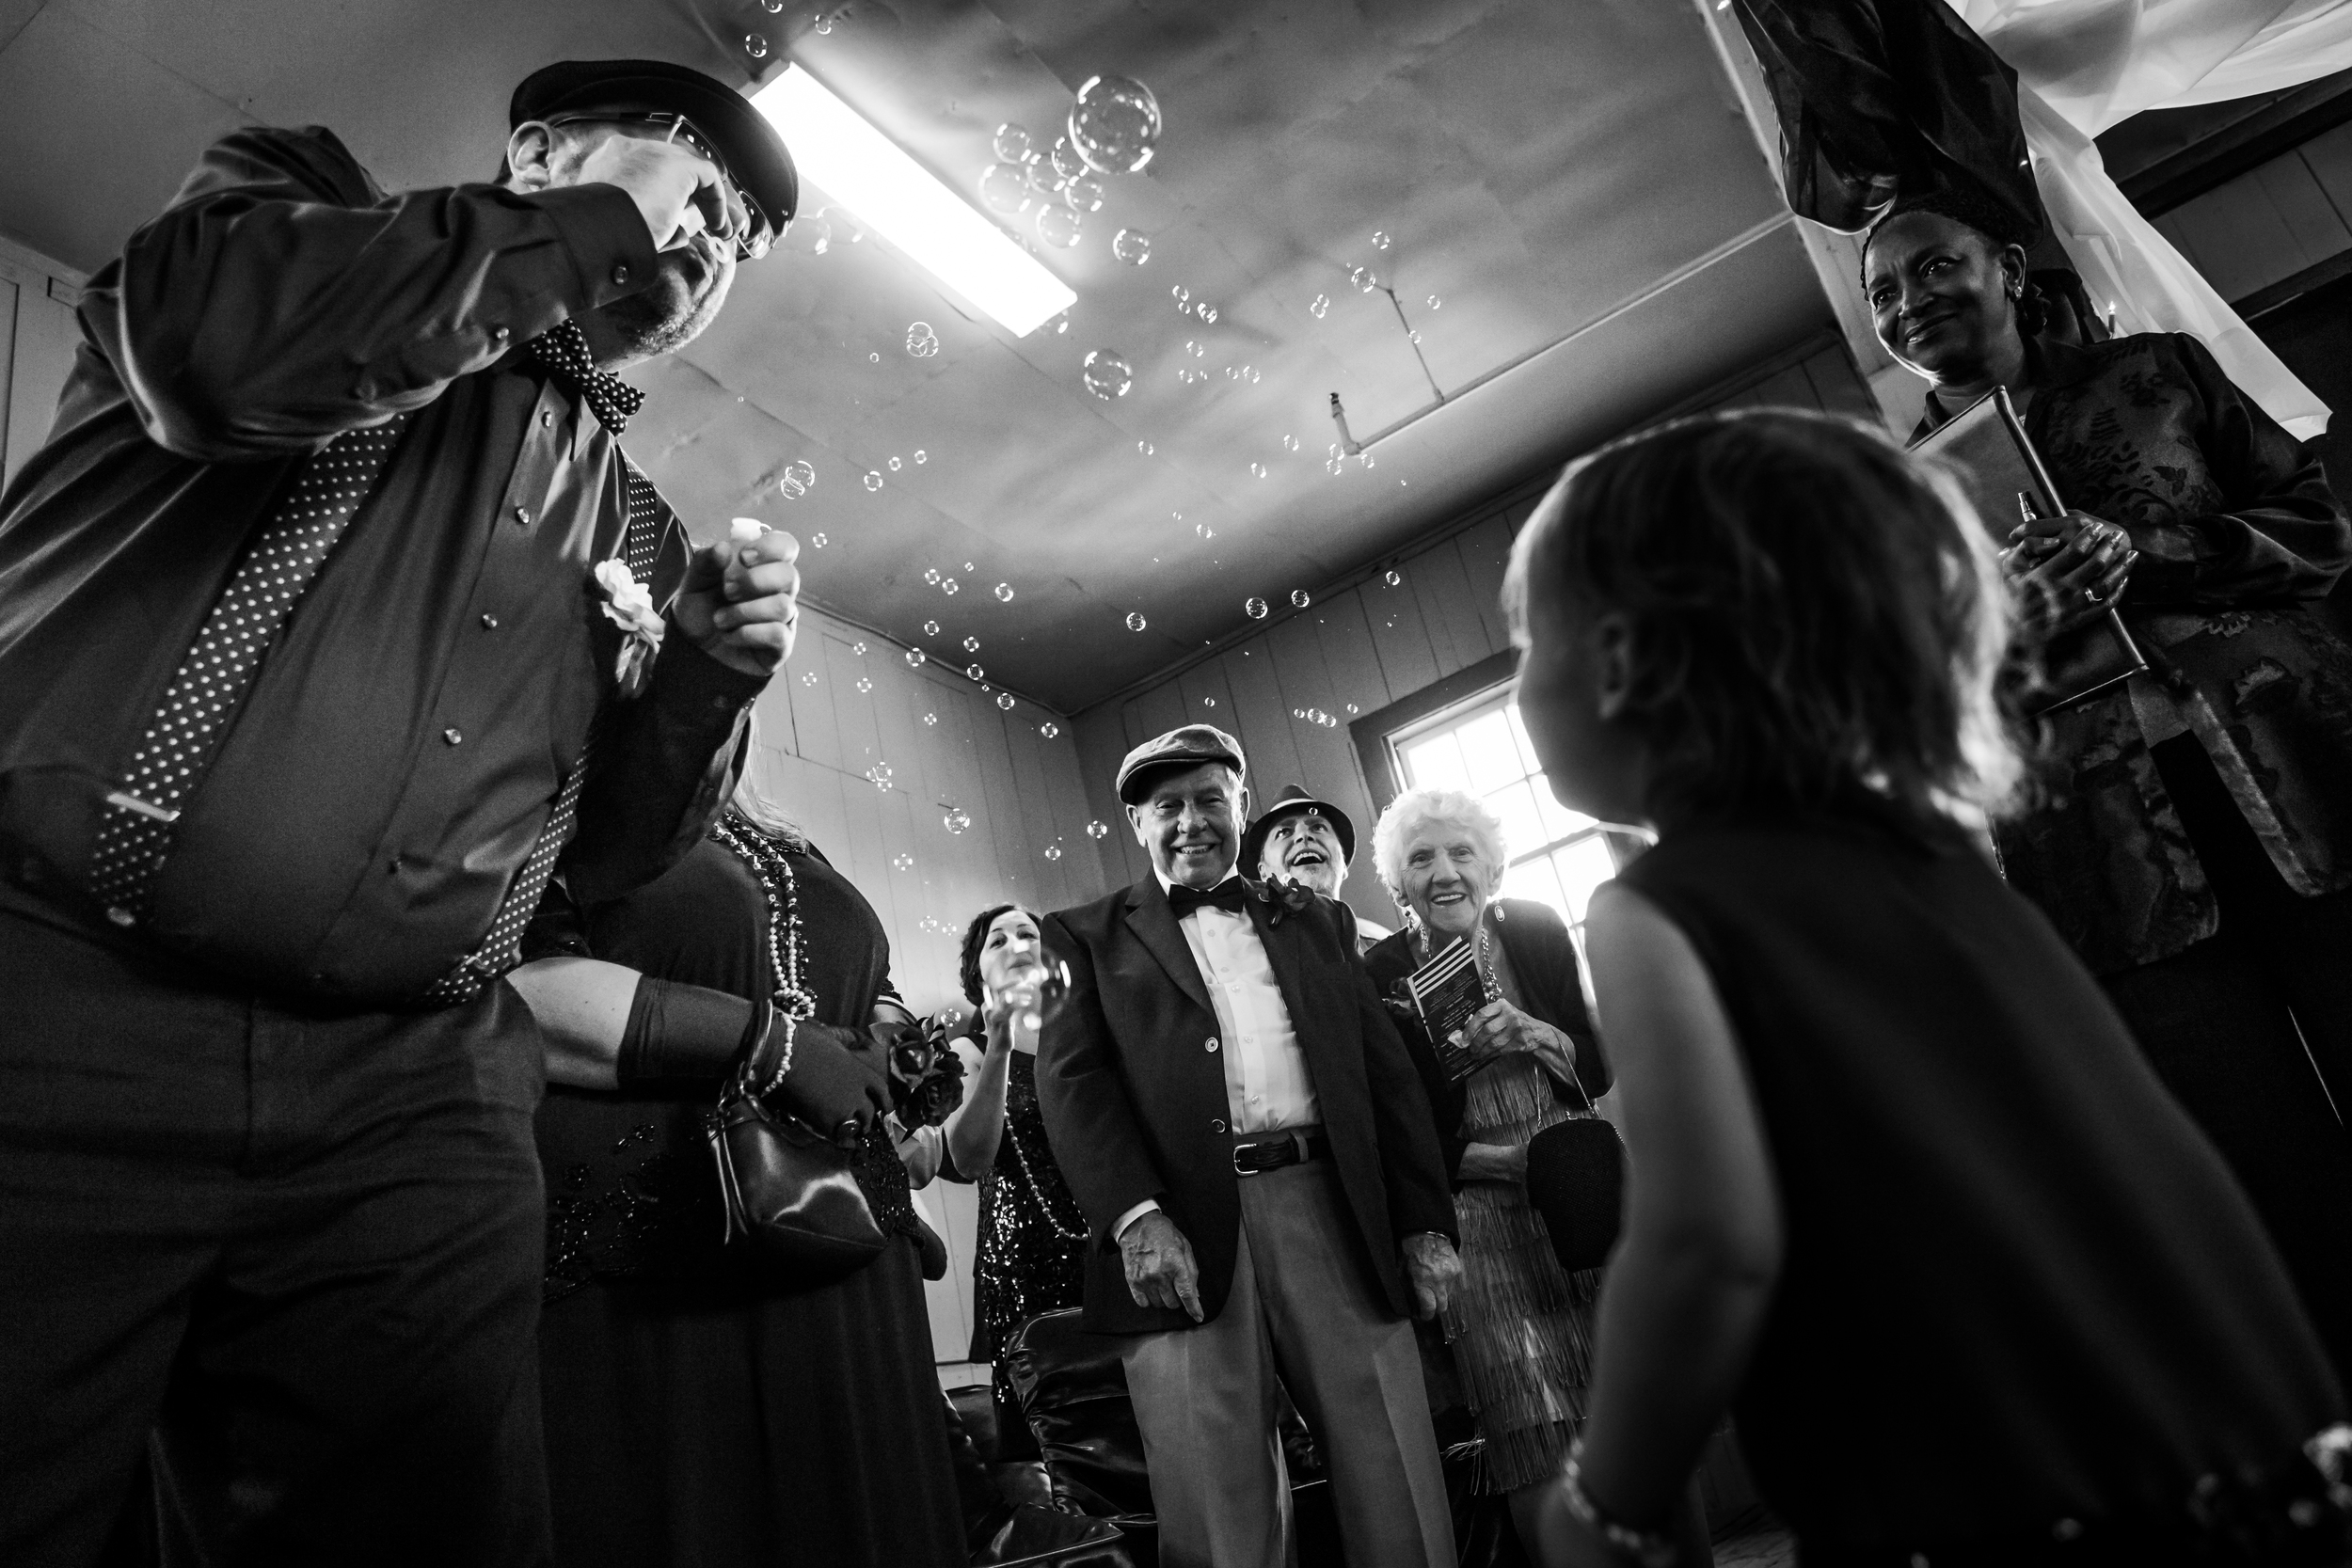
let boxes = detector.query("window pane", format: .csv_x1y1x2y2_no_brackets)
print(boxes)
1403,731,1470,793
1455,709,1520,793
1502,854,1570,927
1550,835,1619,924
1485,781,1547,865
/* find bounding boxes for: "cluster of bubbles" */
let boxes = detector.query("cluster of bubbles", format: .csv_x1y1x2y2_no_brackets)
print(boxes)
866,762,894,790
1125,611,1148,631
905,321,940,357
1293,706,1341,728
980,76,1158,261
1113,228,1152,265
916,914,943,933
1224,365,1260,384
994,582,1015,602
1177,367,1204,387
944,807,973,835
1082,350,1133,401
1086,820,1110,839
777,458,817,500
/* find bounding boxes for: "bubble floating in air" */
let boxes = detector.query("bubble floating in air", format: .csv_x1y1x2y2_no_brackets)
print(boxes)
856,677,872,693
892,851,914,871
993,582,1014,602
1043,843,1062,860
1171,285,1190,309
1384,568,1403,587
996,693,1015,711
744,33,769,57
1310,293,1329,319
852,641,866,655
1086,820,1109,839
906,322,940,357
811,531,829,547
1068,73,1163,174
866,762,893,789
1185,340,1205,358
1062,172,1105,213
1082,349,1133,401
1137,440,1155,456
943,578,960,595
1201,696,1217,707
1408,330,1422,344
962,635,980,653
1024,158,1062,199
1041,721,1060,738
944,807,972,835
801,671,818,687
1036,202,1082,247
1177,368,1203,386
812,12,832,33
923,618,941,635
1196,522,1216,539
1372,230,1392,251
993,122,1034,164
914,451,927,464
905,648,927,668
1245,596,1268,619
778,468,807,500
966,662,984,680
1125,611,1147,632
1194,302,1218,325
887,455,902,471
923,712,939,726
1345,703,1360,715
869,352,881,363
1281,434,1299,451
1350,265,1380,293
1113,228,1152,265
864,471,883,492
1249,462,1266,479
1426,295,1442,310
1290,590,1311,608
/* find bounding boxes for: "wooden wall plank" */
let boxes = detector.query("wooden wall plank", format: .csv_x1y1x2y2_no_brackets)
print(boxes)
1456,515,1518,657
1217,644,1307,798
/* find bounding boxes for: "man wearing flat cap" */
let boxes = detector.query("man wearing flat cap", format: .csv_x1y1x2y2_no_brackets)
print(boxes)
1037,725,1463,1568
1244,783,1395,953
0,58,812,1565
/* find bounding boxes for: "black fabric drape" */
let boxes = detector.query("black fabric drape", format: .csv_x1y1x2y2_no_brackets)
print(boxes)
1730,0,2042,238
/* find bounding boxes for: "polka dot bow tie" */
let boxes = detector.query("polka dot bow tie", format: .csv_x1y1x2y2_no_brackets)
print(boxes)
530,319,644,435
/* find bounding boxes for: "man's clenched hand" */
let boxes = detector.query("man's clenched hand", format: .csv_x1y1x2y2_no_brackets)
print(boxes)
674,527,800,676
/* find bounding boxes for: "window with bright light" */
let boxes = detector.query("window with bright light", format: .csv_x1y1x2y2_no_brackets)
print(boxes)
1391,689,1629,947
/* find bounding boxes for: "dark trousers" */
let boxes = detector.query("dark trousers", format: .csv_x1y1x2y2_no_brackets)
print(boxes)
2106,737,2352,1386
0,905,551,1568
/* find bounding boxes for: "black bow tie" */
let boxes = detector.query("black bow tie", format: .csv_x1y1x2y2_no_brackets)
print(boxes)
1168,879,1250,918
530,318,645,435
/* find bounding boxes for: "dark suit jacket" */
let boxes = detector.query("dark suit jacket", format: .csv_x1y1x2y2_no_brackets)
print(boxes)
1362,898,1611,1184
1037,877,1457,1336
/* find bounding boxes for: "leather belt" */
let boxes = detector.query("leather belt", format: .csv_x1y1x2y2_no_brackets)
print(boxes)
1232,1127,1327,1176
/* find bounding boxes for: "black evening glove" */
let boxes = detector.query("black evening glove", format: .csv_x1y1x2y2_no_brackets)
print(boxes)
750,1019,891,1144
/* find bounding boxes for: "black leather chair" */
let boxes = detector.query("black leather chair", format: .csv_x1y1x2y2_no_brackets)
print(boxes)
1000,1308,1344,1568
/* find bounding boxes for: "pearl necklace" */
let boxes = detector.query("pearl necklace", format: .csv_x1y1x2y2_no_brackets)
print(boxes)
709,810,818,1023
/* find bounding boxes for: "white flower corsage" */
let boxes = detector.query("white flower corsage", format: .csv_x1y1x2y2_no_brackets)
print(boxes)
594,557,664,696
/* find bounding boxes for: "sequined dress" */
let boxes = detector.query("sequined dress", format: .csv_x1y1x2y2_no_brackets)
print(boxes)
968,1045,1089,1369
526,831,963,1568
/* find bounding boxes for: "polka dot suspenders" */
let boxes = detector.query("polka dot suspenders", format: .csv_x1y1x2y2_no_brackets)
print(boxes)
86,410,666,1006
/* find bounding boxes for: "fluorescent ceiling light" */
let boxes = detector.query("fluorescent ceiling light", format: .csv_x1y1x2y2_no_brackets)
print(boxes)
752,66,1077,338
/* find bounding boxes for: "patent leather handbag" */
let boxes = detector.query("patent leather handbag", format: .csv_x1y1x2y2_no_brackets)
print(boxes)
1525,1115,1626,1274
706,1092,887,1283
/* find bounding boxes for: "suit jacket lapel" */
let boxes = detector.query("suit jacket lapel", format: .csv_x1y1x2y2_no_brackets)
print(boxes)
1124,880,1216,1019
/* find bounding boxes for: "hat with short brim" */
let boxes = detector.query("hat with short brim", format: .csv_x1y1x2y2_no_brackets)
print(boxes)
1116,724,1247,805
512,59,798,239
1241,784,1356,878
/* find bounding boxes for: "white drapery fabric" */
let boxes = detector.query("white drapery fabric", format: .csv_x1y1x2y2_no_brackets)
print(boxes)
1947,0,2352,437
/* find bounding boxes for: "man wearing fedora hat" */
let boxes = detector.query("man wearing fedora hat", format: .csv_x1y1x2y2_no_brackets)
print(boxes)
1244,784,1396,953
1037,725,1462,1568
0,58,815,1566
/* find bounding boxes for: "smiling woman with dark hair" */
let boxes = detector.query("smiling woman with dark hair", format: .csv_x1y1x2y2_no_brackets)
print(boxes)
1863,190,2352,1386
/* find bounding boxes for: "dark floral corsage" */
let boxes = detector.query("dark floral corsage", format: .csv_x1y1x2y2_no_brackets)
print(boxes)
1251,874,1318,927
872,1014,967,1129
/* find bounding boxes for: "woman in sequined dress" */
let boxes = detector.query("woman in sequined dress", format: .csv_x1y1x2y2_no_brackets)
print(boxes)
943,905,1089,1380
1362,787,1640,1556
507,779,966,1568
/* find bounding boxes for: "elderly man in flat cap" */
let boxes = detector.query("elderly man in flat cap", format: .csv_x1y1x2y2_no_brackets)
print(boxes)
0,59,815,1566
1244,783,1396,953
1037,725,1463,1568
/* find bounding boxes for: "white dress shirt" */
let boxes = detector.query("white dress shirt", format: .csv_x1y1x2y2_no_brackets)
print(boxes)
1115,870,1323,1239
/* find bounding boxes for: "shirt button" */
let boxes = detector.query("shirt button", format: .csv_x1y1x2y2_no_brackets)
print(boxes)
443,727,463,746
105,906,135,927
1210,1117,1226,1133
612,262,631,285
1204,1037,1219,1053
480,613,499,630
540,409,553,428
514,506,532,526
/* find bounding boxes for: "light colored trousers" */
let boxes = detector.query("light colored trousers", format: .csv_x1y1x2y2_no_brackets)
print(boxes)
1120,1158,1455,1568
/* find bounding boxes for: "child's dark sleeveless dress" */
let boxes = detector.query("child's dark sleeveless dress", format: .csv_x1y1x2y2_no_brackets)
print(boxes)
1617,803,2342,1563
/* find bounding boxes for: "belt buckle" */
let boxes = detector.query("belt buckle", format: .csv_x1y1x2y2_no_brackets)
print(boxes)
1232,1143,1259,1177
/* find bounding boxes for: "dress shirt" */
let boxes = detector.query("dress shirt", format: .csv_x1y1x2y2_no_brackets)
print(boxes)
0,125,762,1004
1115,870,1323,1239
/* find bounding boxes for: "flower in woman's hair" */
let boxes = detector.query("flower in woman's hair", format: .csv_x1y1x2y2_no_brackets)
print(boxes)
594,558,665,695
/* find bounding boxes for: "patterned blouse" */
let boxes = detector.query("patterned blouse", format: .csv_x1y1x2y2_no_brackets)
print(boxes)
1919,333,2352,974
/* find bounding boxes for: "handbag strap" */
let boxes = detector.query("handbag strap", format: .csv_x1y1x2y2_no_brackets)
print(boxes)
419,459,665,1005
88,415,416,928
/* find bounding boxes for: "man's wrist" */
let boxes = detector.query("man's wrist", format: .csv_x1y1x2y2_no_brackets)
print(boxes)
1113,1198,1162,1241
